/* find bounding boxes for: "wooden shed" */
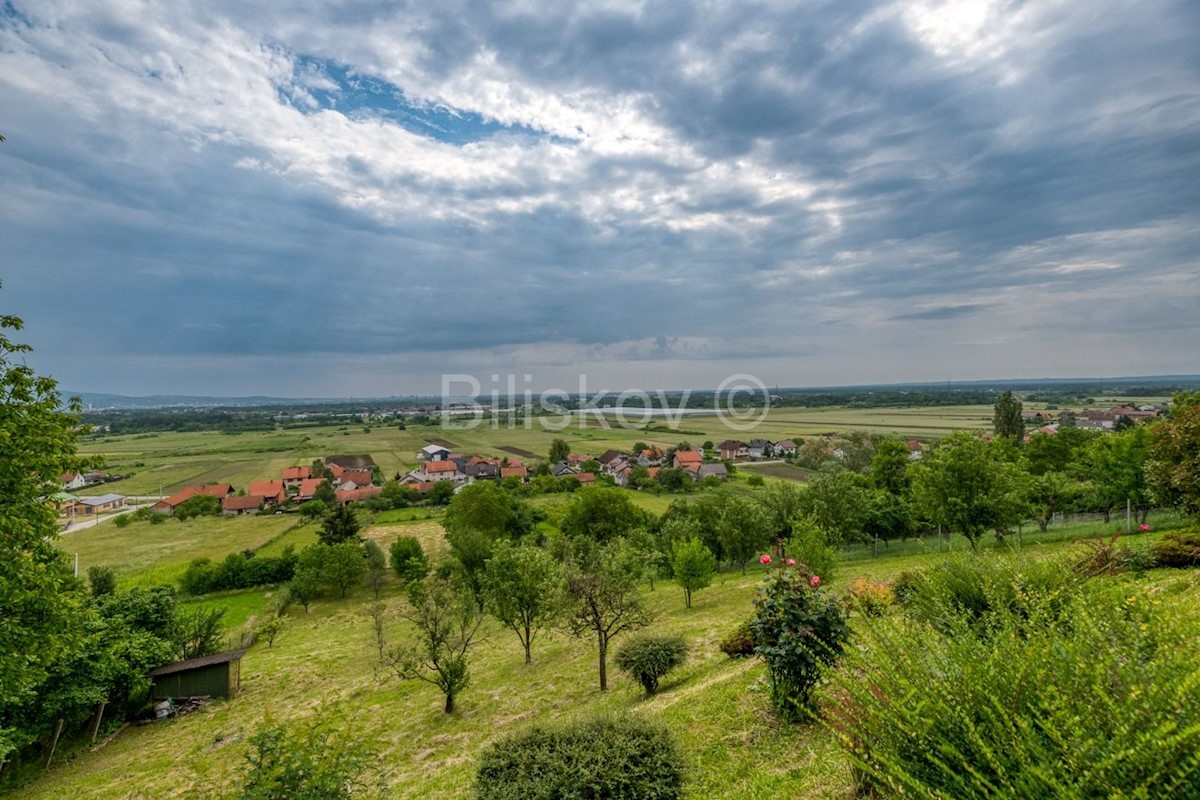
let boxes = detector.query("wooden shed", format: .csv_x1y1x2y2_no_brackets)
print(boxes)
149,650,246,700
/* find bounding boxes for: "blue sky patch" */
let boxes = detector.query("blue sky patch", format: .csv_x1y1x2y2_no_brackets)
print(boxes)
284,54,546,145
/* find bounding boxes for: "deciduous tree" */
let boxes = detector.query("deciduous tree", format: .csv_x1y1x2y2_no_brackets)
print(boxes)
483,542,564,664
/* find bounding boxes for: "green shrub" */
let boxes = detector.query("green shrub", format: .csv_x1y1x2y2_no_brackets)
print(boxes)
718,619,756,658
390,536,429,584
474,716,685,800
1152,528,1200,568
113,514,132,528
750,566,849,719
615,634,689,695
238,716,379,799
845,578,893,617
826,577,1200,798
87,565,117,597
787,515,837,582
899,552,1080,636
149,512,166,525
891,570,920,604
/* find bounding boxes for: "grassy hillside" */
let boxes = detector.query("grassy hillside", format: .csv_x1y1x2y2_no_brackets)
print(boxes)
27,506,1196,799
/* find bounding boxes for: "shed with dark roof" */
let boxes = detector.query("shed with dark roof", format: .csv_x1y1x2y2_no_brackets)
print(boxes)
149,650,246,700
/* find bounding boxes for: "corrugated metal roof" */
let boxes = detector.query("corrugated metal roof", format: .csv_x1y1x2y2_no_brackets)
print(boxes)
150,649,247,677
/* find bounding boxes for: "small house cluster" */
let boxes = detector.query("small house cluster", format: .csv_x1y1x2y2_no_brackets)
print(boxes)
401,445,533,490
150,455,382,516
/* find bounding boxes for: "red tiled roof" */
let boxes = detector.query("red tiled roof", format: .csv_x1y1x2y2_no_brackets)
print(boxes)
335,487,382,504
341,470,374,487
297,478,325,498
501,466,528,479
160,483,234,507
282,466,311,481
223,495,264,511
327,463,346,477
249,480,286,499
409,481,438,493
646,467,661,478
674,450,703,464
575,472,596,483
425,461,458,474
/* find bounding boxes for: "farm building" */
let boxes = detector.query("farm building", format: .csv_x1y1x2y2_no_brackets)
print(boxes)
149,650,246,701
70,493,126,515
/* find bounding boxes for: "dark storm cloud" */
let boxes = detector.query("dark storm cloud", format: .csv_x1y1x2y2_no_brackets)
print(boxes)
1,0,1197,394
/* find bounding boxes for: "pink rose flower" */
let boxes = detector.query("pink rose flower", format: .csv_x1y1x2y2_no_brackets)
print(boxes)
786,558,796,567
810,575,821,587
1139,524,1151,532
759,554,772,565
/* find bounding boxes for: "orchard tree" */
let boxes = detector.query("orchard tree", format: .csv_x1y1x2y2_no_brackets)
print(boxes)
483,542,565,664
560,487,649,543
869,438,912,496
718,495,772,574
910,432,1030,550
993,390,1025,442
383,577,484,713
1147,403,1200,516
1029,471,1081,532
799,470,870,545
563,538,653,691
1080,426,1152,523
670,538,716,608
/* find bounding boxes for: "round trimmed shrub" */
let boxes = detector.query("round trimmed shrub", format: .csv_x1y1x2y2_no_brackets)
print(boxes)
718,619,756,658
615,633,688,695
475,716,685,800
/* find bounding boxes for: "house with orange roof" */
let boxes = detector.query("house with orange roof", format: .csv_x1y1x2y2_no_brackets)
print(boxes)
295,477,326,501
421,460,460,482
281,466,311,486
673,449,704,473
339,470,375,490
151,483,235,515
248,480,287,505
501,465,528,481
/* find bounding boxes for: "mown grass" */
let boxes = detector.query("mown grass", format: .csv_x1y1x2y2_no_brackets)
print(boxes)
33,516,1190,800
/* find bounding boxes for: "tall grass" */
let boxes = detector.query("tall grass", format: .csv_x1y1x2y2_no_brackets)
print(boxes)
825,555,1200,798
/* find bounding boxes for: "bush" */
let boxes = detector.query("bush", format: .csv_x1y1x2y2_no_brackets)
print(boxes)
238,717,379,800
1073,534,1157,577
898,552,1081,636
175,493,221,520
615,633,689,695
845,578,893,617
1152,528,1200,568
179,549,298,595
474,716,686,800
826,575,1200,797
88,565,117,597
390,536,429,584
751,566,849,719
113,514,132,528
718,619,756,658
891,570,920,604
787,515,836,582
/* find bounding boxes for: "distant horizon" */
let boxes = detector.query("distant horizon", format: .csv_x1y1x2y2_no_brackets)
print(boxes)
67,372,1200,409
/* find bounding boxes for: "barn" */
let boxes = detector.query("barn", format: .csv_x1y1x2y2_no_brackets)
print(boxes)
149,650,246,701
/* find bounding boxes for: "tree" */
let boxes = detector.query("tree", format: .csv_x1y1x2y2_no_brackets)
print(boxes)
910,432,1030,550
759,481,805,541
670,538,716,608
483,542,565,665
383,577,484,713
560,487,650,543
255,614,286,648
993,390,1025,442
323,542,368,597
548,438,570,464
869,438,912,496
1029,471,1080,532
176,493,222,519
1080,426,1152,522
299,499,328,519
799,470,871,544
173,606,226,660
319,504,361,546
1147,404,1200,516
718,495,772,574
0,307,92,760
1024,426,1097,475
443,482,532,540
390,536,430,584
563,538,653,690
314,478,337,507
363,540,388,597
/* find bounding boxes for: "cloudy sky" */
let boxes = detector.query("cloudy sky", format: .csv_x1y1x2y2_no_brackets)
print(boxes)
2,0,1198,397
